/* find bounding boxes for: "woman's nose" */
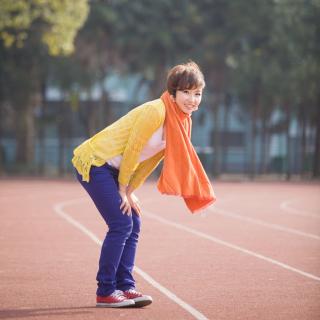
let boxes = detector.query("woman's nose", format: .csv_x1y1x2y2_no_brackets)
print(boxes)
190,94,197,104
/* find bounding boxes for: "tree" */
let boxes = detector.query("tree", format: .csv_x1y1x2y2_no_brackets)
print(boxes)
0,0,89,171
224,0,276,177
271,0,320,178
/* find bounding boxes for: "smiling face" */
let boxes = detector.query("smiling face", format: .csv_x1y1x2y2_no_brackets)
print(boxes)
172,87,203,115
166,61,205,115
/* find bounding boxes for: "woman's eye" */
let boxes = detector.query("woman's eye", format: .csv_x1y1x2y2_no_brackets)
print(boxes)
183,90,189,94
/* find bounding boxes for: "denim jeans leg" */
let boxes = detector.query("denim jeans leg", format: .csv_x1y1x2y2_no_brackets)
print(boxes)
76,165,133,296
116,209,141,291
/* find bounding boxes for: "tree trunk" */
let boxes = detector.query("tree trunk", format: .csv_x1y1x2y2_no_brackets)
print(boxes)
14,55,41,174
88,102,99,137
221,94,231,173
58,130,65,176
99,85,112,128
208,63,227,178
58,103,65,176
37,80,47,175
250,106,257,179
0,102,4,174
149,63,166,98
248,83,262,179
260,114,269,174
265,131,271,174
37,117,45,175
211,95,222,177
299,104,307,175
284,102,291,180
312,101,320,178
15,97,38,172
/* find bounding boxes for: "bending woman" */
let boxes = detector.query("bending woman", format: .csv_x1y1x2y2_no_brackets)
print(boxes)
72,61,216,308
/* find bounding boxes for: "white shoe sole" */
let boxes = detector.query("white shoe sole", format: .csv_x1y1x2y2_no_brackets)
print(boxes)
132,295,153,308
96,299,135,308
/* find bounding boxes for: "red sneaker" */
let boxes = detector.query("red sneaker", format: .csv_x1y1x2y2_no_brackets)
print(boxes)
123,289,153,307
96,290,135,308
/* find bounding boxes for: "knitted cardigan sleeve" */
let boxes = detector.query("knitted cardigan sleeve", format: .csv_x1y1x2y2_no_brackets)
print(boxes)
129,149,164,190
118,105,163,187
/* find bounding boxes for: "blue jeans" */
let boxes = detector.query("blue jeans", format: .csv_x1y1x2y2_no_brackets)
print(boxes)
76,163,141,296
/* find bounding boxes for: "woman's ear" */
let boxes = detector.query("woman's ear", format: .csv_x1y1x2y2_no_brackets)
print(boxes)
169,95,175,102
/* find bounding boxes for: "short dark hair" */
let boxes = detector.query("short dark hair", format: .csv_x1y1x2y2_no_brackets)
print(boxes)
166,61,205,97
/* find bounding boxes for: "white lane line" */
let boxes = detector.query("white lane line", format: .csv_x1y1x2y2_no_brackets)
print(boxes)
208,206,320,240
143,210,320,282
53,198,209,320
280,199,320,219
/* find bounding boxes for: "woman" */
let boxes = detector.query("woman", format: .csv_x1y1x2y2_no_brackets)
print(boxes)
72,61,216,308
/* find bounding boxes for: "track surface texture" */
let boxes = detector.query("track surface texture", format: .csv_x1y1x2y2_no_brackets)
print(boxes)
1,179,319,320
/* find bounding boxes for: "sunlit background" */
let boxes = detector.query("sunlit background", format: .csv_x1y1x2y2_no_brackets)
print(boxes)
0,0,319,180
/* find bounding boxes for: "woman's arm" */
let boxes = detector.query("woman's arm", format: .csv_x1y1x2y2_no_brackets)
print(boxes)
118,105,163,187
128,150,165,191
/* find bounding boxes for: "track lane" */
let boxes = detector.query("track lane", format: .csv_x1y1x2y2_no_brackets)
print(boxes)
0,181,202,320
1,179,320,320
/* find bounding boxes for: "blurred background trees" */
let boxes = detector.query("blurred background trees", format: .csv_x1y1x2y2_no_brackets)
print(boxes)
0,0,89,172
0,0,319,179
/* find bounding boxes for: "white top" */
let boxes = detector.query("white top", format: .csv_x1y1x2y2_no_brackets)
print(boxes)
107,125,166,169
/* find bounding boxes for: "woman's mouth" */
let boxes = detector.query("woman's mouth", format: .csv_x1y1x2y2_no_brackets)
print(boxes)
186,106,197,112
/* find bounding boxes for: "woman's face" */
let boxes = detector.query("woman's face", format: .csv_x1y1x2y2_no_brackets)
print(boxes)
172,88,203,115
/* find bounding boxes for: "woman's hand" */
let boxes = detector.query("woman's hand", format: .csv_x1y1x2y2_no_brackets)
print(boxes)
127,192,141,216
119,185,132,216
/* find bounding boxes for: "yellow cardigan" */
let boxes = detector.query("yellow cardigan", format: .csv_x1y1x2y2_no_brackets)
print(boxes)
72,98,166,190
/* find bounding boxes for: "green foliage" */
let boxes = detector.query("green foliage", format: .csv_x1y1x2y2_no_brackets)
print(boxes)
0,0,89,55
227,0,319,110
77,0,208,93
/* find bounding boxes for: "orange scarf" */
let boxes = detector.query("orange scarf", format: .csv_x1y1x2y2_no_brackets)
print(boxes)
157,91,216,213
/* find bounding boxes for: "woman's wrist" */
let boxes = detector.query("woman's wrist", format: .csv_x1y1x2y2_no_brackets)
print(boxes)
119,184,127,194
126,185,134,195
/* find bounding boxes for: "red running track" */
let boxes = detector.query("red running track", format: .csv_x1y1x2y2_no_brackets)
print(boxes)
0,179,319,320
